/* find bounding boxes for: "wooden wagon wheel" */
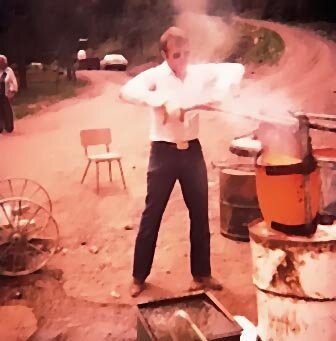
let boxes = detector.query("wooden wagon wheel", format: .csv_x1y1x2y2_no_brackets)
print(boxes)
0,178,52,213
0,197,59,276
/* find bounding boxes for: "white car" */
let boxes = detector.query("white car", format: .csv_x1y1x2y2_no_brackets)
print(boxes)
101,54,128,71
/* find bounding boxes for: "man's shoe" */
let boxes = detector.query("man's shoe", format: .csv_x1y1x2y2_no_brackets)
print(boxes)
202,276,223,291
130,278,145,297
188,278,205,292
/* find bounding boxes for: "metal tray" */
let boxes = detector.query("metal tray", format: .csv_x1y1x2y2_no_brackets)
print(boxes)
136,291,243,341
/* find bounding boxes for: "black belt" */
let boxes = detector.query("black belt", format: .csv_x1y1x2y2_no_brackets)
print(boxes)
151,139,199,150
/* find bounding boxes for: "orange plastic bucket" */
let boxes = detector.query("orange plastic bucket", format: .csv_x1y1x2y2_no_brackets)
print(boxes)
255,153,321,235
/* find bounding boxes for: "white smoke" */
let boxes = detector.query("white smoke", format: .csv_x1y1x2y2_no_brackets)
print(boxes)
172,0,303,161
172,0,237,62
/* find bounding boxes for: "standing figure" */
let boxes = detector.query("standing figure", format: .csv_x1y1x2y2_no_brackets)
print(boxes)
0,54,18,133
120,26,245,297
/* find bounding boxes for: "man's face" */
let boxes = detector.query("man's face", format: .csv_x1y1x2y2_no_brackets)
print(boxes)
0,59,6,71
163,39,190,77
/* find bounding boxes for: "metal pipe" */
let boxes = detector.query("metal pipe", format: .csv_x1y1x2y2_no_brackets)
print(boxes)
298,115,313,228
169,309,208,341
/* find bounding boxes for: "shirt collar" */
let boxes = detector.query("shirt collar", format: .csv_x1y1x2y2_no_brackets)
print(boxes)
160,61,190,79
160,61,174,76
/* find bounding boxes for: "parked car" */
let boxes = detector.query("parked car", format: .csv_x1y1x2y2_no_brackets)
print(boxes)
101,54,128,71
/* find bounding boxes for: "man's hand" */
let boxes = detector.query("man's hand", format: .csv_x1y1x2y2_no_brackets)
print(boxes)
7,91,16,99
155,105,169,125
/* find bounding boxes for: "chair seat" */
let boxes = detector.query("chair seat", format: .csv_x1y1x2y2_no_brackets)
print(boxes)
88,152,121,162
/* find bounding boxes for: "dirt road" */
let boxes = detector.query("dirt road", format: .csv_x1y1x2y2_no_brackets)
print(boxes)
0,18,336,340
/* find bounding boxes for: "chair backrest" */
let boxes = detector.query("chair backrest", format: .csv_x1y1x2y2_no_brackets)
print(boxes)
80,128,112,155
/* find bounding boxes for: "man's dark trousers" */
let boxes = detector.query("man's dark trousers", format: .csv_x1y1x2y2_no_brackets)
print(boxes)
0,96,14,133
133,139,211,282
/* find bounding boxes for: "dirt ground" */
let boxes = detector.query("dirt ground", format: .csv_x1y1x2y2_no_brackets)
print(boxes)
1,19,336,340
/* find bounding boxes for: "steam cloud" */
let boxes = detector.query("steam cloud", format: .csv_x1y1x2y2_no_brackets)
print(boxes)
172,0,303,161
172,0,237,62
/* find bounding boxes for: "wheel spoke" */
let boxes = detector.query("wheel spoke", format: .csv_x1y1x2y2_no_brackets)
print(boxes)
30,186,42,200
0,243,13,259
26,216,51,236
28,235,55,243
19,179,28,197
28,242,46,255
7,179,14,197
21,206,42,232
11,251,18,272
0,203,14,228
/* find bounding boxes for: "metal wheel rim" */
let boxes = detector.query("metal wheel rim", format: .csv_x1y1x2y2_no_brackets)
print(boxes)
0,197,59,276
0,178,52,213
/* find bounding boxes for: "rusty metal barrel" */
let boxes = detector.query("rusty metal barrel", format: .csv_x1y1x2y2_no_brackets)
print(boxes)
219,164,261,242
250,220,336,341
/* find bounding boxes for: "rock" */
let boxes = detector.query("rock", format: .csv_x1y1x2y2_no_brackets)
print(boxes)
99,263,106,271
166,270,171,274
110,290,120,299
56,246,63,253
124,225,134,231
0,305,37,340
89,246,99,254
132,166,136,169
254,37,259,45
61,248,68,255
50,268,63,281
14,291,22,299
81,241,87,246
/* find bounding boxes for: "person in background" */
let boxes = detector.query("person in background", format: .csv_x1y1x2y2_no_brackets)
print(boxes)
120,26,244,297
0,54,18,133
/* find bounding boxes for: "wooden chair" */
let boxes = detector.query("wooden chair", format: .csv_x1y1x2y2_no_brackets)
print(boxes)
80,128,126,193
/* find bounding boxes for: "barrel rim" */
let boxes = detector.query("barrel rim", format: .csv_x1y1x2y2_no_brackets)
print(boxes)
218,163,256,175
256,155,317,176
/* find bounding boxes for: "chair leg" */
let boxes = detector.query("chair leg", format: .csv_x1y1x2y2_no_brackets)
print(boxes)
117,160,127,189
81,160,91,184
108,161,112,182
96,162,100,194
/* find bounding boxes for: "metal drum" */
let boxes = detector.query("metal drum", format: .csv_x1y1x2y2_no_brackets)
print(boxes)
219,164,261,242
314,147,336,215
250,220,336,341
229,135,262,158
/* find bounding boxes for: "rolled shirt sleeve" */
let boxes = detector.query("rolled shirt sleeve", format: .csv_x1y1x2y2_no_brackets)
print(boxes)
6,67,18,95
120,67,167,108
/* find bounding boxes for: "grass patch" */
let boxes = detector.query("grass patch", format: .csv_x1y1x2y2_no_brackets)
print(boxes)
12,69,88,119
227,22,285,65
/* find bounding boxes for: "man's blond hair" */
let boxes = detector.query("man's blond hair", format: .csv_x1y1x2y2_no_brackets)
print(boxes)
159,26,188,53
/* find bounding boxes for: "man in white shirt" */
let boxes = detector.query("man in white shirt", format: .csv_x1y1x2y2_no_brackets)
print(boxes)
0,54,18,133
120,27,244,297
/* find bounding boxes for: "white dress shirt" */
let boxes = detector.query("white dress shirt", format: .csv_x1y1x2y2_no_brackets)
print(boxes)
120,61,245,142
0,67,18,97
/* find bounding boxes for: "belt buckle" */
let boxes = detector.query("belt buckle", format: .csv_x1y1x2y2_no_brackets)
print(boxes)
176,141,189,150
